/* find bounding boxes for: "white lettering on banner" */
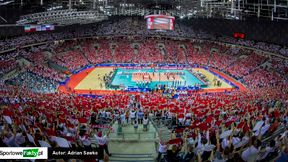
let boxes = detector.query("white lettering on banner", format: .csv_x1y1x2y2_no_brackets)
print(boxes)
177,91,188,94
0,147,48,159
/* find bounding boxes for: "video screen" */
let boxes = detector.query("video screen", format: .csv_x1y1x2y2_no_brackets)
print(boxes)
145,15,175,30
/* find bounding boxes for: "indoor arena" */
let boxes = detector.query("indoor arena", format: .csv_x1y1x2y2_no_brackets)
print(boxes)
0,0,287,162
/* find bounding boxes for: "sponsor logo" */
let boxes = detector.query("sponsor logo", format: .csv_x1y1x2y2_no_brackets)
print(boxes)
23,149,43,158
0,147,48,159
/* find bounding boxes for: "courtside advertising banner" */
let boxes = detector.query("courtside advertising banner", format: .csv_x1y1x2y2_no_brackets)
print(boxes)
0,147,48,159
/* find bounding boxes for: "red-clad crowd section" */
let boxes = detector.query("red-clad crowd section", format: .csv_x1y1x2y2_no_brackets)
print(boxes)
0,37,287,162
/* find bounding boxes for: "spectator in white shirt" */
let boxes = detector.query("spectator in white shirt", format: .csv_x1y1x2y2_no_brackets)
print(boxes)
78,132,91,149
95,129,112,160
105,110,111,119
120,112,126,126
2,132,17,147
241,138,260,162
232,134,241,147
15,132,27,147
143,116,149,132
254,122,270,137
157,140,168,162
221,137,229,150
130,110,136,124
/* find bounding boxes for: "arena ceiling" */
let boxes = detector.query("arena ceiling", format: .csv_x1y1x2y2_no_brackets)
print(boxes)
0,0,288,25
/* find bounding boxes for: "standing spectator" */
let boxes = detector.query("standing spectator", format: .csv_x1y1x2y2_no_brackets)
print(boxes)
90,113,97,125
125,111,129,124
78,129,92,149
241,138,260,162
120,111,126,126
258,139,278,161
138,110,144,124
143,116,149,132
133,120,138,132
95,129,112,160
130,109,136,124
15,132,27,147
157,140,168,162
167,144,181,162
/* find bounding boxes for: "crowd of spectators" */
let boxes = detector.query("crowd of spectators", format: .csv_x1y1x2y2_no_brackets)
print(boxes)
219,37,288,57
269,57,288,76
28,65,66,82
0,18,287,162
114,41,135,63
0,37,287,96
0,60,18,76
209,46,243,70
6,72,58,93
136,39,164,63
186,41,212,66
51,50,89,71
81,40,102,64
19,47,67,82
97,40,113,63
0,84,129,160
226,54,267,79
242,67,283,90
127,91,287,162
0,82,287,161
0,32,73,52
0,17,287,58
0,62,287,162
164,40,183,64
0,51,19,76
93,17,198,39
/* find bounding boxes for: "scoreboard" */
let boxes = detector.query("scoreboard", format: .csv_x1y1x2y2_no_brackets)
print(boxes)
233,32,246,39
144,15,175,30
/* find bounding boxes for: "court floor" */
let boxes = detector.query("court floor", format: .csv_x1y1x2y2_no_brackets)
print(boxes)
75,67,113,90
58,66,242,95
193,68,232,89
74,67,232,91
111,68,203,89
132,73,182,82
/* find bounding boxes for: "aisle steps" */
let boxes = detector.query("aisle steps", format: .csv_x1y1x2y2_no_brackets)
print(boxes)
109,153,154,162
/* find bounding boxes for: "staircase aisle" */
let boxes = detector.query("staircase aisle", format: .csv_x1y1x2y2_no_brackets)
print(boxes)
108,138,156,162
109,153,154,162
107,121,158,162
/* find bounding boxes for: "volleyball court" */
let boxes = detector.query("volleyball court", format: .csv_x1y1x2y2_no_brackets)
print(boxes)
132,72,183,82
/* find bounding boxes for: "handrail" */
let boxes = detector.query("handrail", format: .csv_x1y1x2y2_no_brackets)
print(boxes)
262,125,286,144
108,117,158,141
149,116,159,132
110,131,157,141
149,116,172,142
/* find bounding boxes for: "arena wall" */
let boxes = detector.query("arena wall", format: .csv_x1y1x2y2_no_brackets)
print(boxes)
182,18,288,46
